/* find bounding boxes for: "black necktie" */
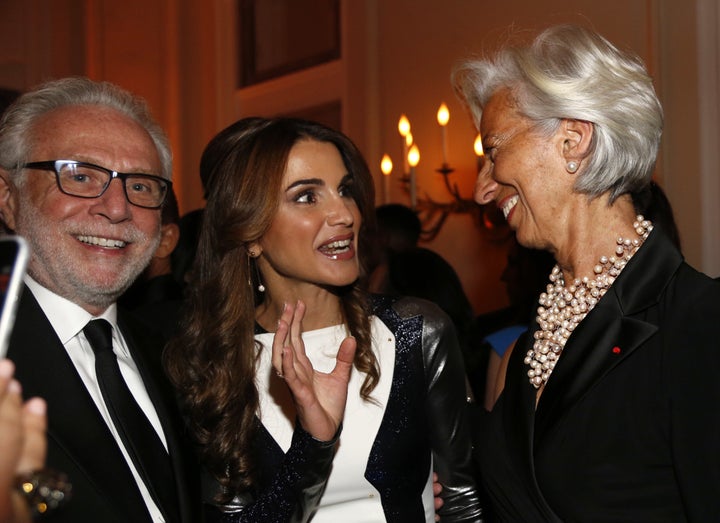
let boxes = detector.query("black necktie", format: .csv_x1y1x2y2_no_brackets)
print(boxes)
84,319,178,521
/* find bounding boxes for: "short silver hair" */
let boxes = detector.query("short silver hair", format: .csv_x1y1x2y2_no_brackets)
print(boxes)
452,25,663,201
0,77,172,180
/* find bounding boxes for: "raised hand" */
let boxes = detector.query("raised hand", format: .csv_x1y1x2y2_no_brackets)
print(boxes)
271,301,356,441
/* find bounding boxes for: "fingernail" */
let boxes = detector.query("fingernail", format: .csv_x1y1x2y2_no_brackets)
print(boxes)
25,397,46,415
0,359,14,378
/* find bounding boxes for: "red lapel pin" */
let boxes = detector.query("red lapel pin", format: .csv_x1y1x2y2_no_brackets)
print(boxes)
612,346,622,354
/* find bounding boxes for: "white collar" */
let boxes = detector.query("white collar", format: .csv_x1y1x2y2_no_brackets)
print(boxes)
24,275,118,346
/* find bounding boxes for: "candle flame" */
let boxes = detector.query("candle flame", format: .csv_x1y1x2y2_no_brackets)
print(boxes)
474,133,484,156
380,154,393,175
405,132,413,147
398,115,411,137
408,144,420,167
437,103,450,126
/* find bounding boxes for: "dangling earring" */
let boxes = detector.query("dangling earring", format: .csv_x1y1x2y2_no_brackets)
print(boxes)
256,264,266,294
566,161,579,173
248,251,265,293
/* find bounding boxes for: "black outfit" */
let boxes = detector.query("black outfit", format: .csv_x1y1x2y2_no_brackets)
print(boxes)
120,273,185,339
202,424,339,523
475,227,720,522
8,287,201,523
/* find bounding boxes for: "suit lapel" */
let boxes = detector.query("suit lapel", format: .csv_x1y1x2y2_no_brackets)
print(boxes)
502,332,536,474
8,288,152,522
534,297,657,440
501,332,564,522
534,227,682,443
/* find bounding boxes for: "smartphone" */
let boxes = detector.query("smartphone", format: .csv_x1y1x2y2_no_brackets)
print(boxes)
0,236,29,359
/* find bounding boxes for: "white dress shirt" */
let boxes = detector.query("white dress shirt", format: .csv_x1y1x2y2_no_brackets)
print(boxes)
25,275,167,522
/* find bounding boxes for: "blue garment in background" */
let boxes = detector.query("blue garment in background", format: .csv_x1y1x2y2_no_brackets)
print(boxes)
484,325,527,357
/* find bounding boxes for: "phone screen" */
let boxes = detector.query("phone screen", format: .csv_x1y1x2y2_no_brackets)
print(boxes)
0,236,29,358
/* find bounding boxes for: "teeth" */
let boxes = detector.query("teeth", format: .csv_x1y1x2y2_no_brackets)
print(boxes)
321,239,351,253
502,195,519,219
326,239,350,249
77,235,127,248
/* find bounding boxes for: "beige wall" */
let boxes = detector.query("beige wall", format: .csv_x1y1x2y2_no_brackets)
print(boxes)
1,0,717,314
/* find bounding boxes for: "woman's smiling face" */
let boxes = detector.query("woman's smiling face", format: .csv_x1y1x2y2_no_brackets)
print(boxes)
475,89,570,250
254,138,362,292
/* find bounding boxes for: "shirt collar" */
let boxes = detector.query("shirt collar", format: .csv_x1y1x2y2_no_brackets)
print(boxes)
24,275,118,345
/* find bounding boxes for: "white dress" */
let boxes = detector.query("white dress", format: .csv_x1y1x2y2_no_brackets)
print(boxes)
254,317,435,522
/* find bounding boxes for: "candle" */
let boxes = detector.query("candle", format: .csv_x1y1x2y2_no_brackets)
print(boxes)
437,102,450,165
408,144,420,209
398,115,411,175
474,133,484,171
380,154,393,204
398,114,411,137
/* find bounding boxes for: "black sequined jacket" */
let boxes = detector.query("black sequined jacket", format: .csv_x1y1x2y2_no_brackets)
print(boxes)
204,295,484,522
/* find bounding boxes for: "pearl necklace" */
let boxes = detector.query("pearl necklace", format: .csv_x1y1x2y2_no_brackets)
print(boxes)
525,215,653,389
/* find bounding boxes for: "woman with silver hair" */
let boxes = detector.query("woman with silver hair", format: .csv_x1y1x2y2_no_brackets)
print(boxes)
453,25,720,521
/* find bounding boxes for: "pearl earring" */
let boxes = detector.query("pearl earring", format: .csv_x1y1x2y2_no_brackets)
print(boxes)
248,252,265,293
566,161,579,173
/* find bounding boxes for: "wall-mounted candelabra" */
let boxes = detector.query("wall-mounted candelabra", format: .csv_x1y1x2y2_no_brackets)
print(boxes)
380,103,507,241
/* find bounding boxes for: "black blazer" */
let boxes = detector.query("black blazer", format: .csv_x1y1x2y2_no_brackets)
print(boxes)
476,227,720,522
7,287,201,523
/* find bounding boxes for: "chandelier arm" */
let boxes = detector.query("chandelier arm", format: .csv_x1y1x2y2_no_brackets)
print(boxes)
419,210,450,241
396,162,508,237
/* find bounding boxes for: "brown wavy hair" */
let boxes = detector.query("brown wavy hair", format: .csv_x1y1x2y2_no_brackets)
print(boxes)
164,117,379,500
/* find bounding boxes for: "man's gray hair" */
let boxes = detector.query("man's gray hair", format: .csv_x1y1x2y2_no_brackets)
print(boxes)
0,76,172,180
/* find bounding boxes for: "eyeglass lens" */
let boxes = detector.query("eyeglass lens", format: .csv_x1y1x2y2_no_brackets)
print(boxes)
58,163,166,208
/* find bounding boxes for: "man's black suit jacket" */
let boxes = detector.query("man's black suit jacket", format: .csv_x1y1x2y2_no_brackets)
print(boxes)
7,287,201,523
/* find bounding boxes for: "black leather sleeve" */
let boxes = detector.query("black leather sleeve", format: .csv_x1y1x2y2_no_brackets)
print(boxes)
394,297,484,522
202,424,340,523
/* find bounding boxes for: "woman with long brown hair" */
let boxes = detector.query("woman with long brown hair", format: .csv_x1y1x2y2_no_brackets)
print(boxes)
165,117,481,522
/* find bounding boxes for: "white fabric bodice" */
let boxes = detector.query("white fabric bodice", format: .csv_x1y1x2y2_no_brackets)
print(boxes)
255,316,434,522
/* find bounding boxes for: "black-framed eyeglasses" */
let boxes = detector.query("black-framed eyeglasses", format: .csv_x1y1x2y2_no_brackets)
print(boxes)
22,160,171,209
